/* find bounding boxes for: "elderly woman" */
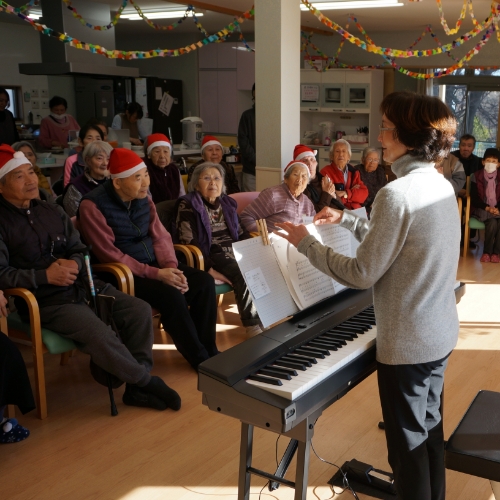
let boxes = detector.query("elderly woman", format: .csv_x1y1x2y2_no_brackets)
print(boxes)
62,141,112,217
63,123,104,186
275,91,459,500
354,146,387,213
187,136,240,194
320,139,368,210
38,96,80,150
293,145,345,212
240,161,315,233
144,133,185,203
174,162,261,335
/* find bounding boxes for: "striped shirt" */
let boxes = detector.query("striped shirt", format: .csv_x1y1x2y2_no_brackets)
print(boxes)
240,183,316,232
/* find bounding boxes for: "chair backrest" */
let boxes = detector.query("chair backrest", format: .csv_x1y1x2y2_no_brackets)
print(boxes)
155,199,178,233
229,192,260,215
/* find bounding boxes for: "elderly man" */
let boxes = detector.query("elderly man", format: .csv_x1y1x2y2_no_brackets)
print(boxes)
0,144,180,412
452,134,481,180
320,139,368,210
187,136,240,194
78,148,218,371
293,145,345,212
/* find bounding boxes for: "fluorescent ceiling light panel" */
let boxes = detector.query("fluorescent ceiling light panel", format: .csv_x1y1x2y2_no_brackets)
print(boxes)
300,0,403,9
27,9,42,19
121,10,203,20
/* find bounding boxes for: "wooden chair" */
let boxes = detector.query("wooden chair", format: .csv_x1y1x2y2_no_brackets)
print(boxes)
463,176,485,257
3,263,130,420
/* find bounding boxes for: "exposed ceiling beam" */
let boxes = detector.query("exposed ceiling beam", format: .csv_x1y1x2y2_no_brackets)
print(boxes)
166,1,334,36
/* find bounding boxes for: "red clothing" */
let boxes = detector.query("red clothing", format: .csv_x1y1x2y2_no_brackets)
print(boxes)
79,196,177,280
320,163,369,210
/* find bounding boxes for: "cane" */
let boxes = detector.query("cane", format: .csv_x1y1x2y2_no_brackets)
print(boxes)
83,250,119,417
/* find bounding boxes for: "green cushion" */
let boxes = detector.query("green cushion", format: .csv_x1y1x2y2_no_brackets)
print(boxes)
469,218,486,230
215,283,233,295
8,312,77,355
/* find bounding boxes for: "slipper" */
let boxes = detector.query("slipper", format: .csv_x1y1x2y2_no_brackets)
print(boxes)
1,418,30,443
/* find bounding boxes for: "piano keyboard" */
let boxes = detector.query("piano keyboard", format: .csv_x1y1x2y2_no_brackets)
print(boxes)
247,307,377,400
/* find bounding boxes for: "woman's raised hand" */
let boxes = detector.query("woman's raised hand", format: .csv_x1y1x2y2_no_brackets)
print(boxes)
313,207,343,225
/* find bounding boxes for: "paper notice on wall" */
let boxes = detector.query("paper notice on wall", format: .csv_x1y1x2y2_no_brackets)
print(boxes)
301,84,319,102
245,267,271,300
155,87,162,100
158,92,174,116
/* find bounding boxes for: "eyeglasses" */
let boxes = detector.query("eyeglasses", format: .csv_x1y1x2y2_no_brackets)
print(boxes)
366,158,379,163
201,176,222,182
379,125,396,132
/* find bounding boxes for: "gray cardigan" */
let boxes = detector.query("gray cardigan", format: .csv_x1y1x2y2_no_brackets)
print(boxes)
297,154,460,365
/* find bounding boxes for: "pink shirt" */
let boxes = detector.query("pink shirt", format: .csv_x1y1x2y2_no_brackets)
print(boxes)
79,196,178,280
240,183,316,232
38,115,80,149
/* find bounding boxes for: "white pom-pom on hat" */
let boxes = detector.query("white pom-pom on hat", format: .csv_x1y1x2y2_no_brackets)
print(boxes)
13,151,25,159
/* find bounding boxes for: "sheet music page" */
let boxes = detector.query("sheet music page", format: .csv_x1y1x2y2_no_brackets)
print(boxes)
232,237,299,328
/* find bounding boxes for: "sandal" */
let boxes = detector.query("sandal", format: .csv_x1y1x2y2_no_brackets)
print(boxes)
0,418,30,443
480,254,491,263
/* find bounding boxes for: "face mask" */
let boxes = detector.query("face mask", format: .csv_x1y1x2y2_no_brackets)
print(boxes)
50,112,67,120
484,162,498,174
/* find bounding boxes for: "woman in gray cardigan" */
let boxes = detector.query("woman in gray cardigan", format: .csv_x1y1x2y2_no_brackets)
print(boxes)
276,91,459,500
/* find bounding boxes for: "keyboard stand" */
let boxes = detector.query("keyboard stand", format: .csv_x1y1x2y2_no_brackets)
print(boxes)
269,439,299,491
238,405,323,500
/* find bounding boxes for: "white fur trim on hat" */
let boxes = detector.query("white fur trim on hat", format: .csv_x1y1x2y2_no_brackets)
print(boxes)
295,150,317,161
0,152,31,179
110,161,147,179
147,140,172,156
201,139,222,153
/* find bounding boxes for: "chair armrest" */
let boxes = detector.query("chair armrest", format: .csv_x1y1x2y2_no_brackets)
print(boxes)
173,244,194,268
183,245,205,271
92,263,129,294
3,288,44,355
457,196,462,217
93,263,135,296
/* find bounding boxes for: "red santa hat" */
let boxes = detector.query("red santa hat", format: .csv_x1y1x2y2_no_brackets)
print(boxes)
0,144,31,180
284,160,309,176
108,148,147,179
146,133,172,155
293,144,317,162
201,135,223,153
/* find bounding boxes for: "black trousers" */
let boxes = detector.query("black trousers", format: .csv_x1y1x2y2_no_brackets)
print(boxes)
0,332,35,414
484,218,500,255
134,263,218,368
377,353,450,500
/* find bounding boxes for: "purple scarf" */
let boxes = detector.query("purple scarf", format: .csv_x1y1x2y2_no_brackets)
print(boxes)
485,170,498,207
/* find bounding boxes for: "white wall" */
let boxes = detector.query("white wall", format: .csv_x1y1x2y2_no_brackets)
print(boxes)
0,21,77,124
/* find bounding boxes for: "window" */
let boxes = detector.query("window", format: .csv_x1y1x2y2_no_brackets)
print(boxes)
433,70,500,156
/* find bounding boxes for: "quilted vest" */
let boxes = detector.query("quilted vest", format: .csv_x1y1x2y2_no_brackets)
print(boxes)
83,180,156,264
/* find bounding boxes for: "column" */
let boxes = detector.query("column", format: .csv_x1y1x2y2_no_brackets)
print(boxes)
254,0,301,190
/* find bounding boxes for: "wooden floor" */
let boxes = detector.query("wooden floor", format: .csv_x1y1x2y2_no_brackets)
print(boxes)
2,241,500,500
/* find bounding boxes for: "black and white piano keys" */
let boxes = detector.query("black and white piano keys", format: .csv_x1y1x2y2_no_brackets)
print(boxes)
198,282,466,500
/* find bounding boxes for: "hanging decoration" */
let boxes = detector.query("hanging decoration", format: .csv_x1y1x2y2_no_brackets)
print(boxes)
300,0,500,58
435,0,481,35
0,0,254,60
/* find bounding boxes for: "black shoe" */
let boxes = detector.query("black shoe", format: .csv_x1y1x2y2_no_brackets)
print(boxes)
122,384,168,411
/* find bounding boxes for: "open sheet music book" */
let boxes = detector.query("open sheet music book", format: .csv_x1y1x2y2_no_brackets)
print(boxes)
232,209,366,328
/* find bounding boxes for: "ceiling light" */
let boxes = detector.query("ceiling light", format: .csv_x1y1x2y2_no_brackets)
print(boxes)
300,0,403,10
121,10,203,20
26,10,42,19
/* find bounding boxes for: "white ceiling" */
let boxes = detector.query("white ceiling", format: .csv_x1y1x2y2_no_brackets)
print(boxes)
2,0,495,37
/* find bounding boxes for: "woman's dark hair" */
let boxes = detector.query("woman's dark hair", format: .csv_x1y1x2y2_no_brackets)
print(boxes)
0,87,10,108
126,102,143,120
380,91,456,163
78,123,104,141
86,117,108,134
49,96,68,110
